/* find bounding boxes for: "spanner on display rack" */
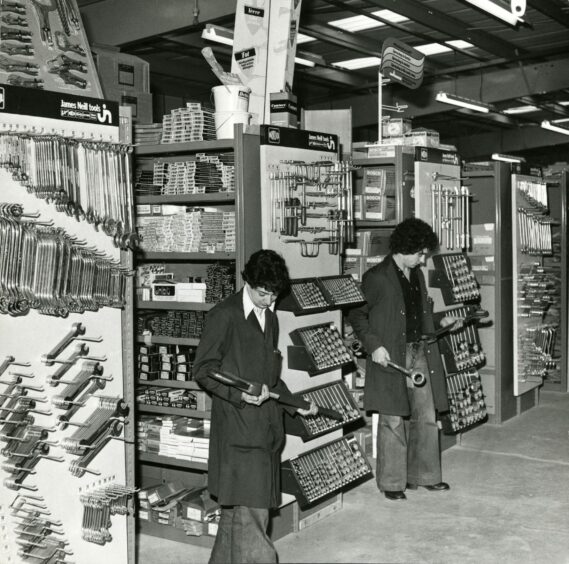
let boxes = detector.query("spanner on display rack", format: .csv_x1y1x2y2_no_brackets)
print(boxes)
3,2,27,15
0,43,34,56
1,12,28,26
1,26,32,42
55,30,86,56
7,75,44,88
30,0,57,47
0,55,40,75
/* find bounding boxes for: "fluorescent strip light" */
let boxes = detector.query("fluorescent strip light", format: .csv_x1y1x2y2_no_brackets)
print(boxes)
553,117,569,124
503,105,538,114
446,40,474,50
415,43,452,56
294,56,316,67
464,0,522,26
541,120,569,135
333,56,381,70
201,24,234,46
202,25,316,67
329,9,408,32
436,91,494,113
297,33,315,44
492,153,526,163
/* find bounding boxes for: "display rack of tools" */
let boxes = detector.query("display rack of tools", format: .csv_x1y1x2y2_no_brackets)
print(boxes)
278,275,365,316
269,159,356,257
0,90,135,564
512,173,555,393
0,0,102,96
440,369,488,435
429,253,481,305
281,434,373,508
288,322,355,376
283,381,363,441
433,306,488,374
0,129,137,250
7,492,73,562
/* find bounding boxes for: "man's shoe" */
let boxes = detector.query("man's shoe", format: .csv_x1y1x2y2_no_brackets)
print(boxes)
407,482,450,491
383,490,406,500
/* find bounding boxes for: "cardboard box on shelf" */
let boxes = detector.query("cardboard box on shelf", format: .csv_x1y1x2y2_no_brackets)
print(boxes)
92,45,150,93
270,92,299,128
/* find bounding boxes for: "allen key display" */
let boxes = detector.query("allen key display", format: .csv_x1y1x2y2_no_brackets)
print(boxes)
288,322,354,376
281,434,373,508
441,370,488,434
284,381,362,441
429,253,481,305
278,275,365,316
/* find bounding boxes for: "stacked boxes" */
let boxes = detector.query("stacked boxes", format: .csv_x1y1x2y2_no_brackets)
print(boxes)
91,44,152,123
137,343,196,382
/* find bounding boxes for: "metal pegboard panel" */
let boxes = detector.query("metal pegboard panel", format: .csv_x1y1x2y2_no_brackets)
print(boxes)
0,106,134,563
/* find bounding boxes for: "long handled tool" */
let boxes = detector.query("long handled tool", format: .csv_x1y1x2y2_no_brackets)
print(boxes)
207,370,344,421
385,361,426,387
423,308,490,344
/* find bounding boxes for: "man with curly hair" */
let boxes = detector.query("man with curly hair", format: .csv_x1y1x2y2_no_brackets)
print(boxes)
194,249,316,563
349,218,461,501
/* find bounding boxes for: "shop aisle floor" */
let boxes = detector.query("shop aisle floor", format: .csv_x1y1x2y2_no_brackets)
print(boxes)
137,390,569,563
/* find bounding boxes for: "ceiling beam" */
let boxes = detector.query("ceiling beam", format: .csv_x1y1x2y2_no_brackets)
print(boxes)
299,23,382,57
363,0,526,59
306,56,569,128
79,0,233,46
528,0,569,29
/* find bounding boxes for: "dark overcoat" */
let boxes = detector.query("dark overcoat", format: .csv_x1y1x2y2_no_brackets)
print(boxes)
348,255,449,416
194,290,292,509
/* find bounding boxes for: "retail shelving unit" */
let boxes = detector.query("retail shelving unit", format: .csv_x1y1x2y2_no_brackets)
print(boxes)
132,126,261,547
463,161,568,420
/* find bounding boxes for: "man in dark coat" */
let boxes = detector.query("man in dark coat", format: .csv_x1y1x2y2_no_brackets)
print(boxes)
349,218,462,501
194,249,316,564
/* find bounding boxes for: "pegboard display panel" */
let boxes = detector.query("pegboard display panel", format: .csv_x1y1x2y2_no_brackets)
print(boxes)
284,381,362,441
441,370,488,435
429,253,480,305
512,173,553,395
0,104,133,564
281,434,372,508
278,275,365,316
288,323,354,376
433,306,486,374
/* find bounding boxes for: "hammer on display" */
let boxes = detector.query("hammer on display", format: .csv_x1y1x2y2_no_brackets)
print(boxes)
207,370,343,421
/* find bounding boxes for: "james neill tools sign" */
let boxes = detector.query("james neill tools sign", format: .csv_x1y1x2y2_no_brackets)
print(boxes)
380,38,425,90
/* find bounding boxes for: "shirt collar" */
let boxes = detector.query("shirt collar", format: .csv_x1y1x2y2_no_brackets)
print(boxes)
243,284,275,319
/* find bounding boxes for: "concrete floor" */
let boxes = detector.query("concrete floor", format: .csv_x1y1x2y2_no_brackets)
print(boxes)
137,390,569,563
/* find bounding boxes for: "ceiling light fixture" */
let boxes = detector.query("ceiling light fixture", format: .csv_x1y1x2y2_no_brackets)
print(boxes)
541,120,569,135
201,24,234,46
491,153,526,163
332,56,381,70
202,24,318,67
436,91,494,113
503,105,538,114
463,0,523,26
329,9,408,33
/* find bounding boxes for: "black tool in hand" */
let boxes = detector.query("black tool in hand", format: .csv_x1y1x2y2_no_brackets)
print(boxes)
207,370,344,421
423,308,490,343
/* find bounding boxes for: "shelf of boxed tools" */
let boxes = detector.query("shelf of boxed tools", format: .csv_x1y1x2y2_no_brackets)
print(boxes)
132,125,262,547
464,159,568,421
0,88,136,564
256,125,373,535
411,148,490,439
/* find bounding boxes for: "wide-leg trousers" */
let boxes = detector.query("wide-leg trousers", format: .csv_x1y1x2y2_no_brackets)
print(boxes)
209,505,277,564
375,342,442,492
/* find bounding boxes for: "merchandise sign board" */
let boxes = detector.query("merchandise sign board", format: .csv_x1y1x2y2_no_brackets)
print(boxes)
415,146,460,166
380,38,424,89
259,125,338,153
0,84,118,126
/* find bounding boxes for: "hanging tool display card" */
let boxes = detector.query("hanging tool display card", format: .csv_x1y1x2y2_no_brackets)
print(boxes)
0,110,132,564
231,0,302,124
0,0,102,97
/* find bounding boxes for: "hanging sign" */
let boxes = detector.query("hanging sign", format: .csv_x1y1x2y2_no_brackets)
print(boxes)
380,38,425,90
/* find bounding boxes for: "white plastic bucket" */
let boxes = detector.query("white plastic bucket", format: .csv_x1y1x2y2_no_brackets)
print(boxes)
212,84,251,112
214,111,251,139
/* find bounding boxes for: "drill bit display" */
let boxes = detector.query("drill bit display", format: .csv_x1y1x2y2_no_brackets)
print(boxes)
281,434,373,508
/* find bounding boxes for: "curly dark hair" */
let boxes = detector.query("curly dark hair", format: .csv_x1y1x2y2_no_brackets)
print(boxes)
241,249,290,295
389,217,439,254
